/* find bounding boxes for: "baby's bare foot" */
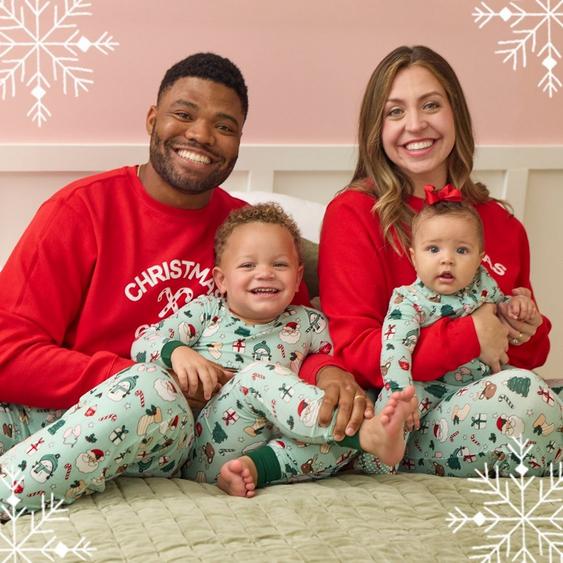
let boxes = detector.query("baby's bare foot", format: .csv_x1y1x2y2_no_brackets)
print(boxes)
358,386,416,466
217,457,257,498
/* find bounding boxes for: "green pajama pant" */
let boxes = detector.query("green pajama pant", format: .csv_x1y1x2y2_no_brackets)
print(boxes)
182,362,359,485
0,364,194,510
356,368,562,477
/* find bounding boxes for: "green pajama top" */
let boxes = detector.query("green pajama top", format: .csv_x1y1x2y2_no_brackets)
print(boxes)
131,295,333,374
381,266,505,393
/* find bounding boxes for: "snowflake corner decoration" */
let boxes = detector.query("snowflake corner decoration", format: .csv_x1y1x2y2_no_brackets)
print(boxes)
0,0,119,126
447,436,563,562
472,1,562,97
0,466,95,560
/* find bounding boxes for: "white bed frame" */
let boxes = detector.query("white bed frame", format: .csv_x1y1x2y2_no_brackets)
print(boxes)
1,143,562,377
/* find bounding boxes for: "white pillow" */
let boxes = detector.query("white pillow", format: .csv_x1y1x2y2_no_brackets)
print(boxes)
229,191,326,243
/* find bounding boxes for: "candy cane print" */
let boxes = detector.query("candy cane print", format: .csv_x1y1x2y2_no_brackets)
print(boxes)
135,389,145,407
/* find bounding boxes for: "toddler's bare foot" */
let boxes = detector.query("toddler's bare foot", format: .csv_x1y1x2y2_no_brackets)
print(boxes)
358,386,416,466
217,457,257,498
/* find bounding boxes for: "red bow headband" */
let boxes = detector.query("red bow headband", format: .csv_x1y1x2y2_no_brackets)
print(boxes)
424,184,463,205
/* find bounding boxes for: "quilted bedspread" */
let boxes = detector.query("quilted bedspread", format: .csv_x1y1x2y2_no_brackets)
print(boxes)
9,471,560,562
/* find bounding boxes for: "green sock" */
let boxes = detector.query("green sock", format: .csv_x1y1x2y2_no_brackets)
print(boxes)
337,432,363,452
245,446,282,488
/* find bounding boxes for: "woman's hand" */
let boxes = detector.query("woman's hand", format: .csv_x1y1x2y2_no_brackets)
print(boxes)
315,366,374,441
497,288,543,346
471,303,509,373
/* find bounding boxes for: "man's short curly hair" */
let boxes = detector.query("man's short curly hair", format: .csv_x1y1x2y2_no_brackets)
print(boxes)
215,203,303,264
157,52,248,118
412,201,484,251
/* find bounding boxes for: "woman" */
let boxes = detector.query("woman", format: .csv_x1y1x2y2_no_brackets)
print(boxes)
319,45,561,477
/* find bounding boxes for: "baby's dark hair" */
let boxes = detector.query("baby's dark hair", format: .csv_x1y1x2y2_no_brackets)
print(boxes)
157,52,248,118
412,201,484,251
215,203,302,264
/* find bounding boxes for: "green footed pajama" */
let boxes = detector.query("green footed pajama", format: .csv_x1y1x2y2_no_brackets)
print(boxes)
355,368,562,477
354,267,562,477
182,362,360,486
0,364,194,510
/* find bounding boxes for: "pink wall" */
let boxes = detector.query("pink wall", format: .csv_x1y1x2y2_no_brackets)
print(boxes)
1,0,561,144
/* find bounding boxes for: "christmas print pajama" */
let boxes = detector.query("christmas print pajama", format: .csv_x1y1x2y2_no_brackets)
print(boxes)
182,362,358,484
0,364,194,510
134,296,360,487
356,268,563,476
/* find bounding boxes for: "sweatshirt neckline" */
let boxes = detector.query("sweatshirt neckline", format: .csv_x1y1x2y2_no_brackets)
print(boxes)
128,165,220,218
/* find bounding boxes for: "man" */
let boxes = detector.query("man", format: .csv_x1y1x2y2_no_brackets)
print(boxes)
0,54,369,503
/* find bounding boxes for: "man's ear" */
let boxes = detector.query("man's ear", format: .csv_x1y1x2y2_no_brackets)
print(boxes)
146,105,157,136
213,266,227,294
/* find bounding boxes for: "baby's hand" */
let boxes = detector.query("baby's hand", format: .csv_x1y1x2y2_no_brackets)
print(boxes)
170,346,223,400
502,288,537,322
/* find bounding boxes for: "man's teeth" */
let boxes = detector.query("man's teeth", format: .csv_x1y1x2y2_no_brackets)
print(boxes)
405,140,433,151
251,288,278,294
176,149,211,164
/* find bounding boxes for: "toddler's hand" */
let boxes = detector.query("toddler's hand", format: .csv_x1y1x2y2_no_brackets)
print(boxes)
170,346,224,400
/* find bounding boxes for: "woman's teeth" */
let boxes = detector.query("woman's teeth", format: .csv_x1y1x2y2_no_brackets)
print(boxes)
405,140,433,151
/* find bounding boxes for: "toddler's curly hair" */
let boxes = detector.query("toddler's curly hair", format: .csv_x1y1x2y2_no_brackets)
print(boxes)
215,202,302,264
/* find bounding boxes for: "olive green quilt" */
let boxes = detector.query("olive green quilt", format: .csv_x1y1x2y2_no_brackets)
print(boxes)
8,471,561,562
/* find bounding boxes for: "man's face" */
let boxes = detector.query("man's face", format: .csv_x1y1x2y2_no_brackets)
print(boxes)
146,76,244,199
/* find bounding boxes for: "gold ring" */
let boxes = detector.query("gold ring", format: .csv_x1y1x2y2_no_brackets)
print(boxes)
353,394,364,401
518,332,524,340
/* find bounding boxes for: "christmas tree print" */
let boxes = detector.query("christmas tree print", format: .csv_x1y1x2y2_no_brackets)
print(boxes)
212,422,228,444
440,305,455,317
506,376,530,397
425,384,449,398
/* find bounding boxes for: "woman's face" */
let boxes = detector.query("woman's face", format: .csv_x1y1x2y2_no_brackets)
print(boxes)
381,65,456,195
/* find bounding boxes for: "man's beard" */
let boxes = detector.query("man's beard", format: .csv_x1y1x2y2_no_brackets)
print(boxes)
149,130,237,195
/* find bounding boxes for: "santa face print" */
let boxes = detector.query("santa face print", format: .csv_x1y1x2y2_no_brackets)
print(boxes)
213,222,304,324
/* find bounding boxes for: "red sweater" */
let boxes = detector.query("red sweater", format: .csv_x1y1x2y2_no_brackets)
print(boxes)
0,167,332,408
319,189,551,389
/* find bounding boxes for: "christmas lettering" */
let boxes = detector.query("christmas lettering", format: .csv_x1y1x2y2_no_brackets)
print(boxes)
124,260,214,302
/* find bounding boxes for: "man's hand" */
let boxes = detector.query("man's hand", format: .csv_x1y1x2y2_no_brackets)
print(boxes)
315,366,374,441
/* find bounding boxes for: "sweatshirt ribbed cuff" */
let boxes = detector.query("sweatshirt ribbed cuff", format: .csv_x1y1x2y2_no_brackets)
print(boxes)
161,340,187,368
245,445,282,488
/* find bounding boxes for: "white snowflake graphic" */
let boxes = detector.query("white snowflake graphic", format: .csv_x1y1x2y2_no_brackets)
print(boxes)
472,0,562,97
0,0,118,126
0,467,95,561
447,436,563,562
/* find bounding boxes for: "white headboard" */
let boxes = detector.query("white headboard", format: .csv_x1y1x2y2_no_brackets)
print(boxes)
0,143,561,377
